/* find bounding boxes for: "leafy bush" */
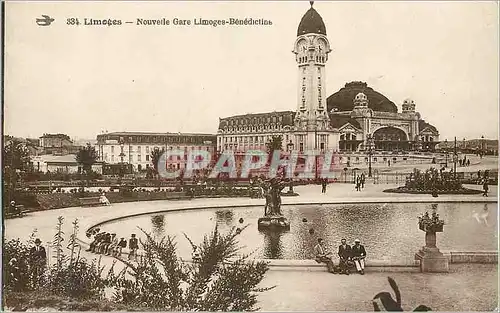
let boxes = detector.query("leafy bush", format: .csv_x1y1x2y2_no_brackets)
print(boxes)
3,232,39,292
3,217,110,301
4,218,273,311
110,225,272,311
46,217,109,300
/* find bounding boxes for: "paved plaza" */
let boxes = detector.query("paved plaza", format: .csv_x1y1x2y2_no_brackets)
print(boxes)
258,264,498,311
3,182,498,311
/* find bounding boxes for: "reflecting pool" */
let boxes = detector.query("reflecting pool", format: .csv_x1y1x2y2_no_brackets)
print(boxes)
98,202,498,260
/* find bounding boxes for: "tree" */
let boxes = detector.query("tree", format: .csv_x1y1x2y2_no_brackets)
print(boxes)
3,137,31,205
110,225,273,311
266,135,283,155
150,147,165,175
75,144,98,177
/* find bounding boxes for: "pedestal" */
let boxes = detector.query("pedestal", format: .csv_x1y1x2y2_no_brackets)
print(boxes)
257,215,290,231
414,232,449,272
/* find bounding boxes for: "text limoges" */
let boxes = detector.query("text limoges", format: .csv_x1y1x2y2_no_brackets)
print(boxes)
84,18,122,26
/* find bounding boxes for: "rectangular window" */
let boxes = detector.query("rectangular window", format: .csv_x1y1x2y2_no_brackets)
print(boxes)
137,146,141,152
138,155,142,162
111,155,115,162
111,146,115,153
146,146,150,153
146,155,150,161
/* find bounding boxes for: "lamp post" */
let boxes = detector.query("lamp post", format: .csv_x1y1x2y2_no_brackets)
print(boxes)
453,137,457,179
481,135,485,157
366,134,374,177
286,141,294,179
444,139,448,167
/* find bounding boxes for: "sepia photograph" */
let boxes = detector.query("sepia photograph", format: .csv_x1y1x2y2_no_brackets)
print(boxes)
2,1,499,311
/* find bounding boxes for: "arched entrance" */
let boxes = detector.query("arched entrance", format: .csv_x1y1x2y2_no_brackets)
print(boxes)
373,127,409,151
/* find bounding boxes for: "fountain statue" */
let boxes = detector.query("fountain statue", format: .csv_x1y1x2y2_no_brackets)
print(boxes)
258,178,291,230
414,204,449,272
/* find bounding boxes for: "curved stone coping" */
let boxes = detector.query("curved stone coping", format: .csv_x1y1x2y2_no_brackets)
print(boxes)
442,250,498,264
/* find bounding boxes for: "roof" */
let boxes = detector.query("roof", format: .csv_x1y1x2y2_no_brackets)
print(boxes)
32,154,78,164
98,131,216,137
40,133,71,139
218,111,295,129
418,120,439,134
329,115,361,129
327,81,398,113
32,154,104,165
297,3,327,36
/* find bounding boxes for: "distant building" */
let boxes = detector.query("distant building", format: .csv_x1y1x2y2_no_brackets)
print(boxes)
96,132,217,172
39,133,72,148
39,133,80,155
31,154,103,174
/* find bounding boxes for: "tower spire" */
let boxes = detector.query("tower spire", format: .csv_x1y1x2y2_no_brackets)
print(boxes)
310,1,314,7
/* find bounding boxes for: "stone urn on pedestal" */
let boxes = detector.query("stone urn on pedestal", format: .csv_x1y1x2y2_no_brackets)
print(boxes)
258,179,290,231
415,211,449,272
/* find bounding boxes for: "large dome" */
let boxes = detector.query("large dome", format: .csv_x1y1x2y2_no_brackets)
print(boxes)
297,3,327,36
327,81,398,113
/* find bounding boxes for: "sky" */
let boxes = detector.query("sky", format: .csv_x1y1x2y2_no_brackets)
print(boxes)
4,1,499,141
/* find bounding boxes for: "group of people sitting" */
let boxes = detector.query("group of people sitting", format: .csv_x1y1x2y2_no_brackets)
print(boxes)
314,238,366,275
86,228,139,260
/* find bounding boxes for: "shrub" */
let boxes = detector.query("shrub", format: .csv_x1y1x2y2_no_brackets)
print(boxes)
110,225,272,311
3,232,39,292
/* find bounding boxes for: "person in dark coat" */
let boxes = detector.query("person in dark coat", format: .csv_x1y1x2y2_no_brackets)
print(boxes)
30,238,46,286
128,234,139,261
360,173,366,189
338,238,352,275
482,181,489,197
351,239,367,275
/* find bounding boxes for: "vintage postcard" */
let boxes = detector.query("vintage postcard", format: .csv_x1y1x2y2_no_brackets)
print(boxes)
2,1,498,311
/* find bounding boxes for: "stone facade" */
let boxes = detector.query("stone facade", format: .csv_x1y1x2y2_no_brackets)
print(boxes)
96,132,216,172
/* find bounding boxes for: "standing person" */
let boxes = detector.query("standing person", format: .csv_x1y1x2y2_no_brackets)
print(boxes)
30,238,47,286
338,238,352,275
482,181,489,197
466,159,470,166
321,178,327,194
360,173,366,189
355,176,361,191
128,234,139,261
351,239,367,275
314,238,336,273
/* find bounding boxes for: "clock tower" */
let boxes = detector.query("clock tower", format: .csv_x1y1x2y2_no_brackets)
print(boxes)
293,2,332,151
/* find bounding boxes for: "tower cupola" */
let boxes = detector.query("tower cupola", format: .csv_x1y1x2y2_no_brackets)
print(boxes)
354,92,368,108
402,98,416,113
